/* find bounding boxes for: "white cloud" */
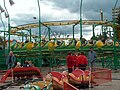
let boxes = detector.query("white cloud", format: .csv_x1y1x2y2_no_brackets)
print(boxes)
0,0,81,24
0,0,112,41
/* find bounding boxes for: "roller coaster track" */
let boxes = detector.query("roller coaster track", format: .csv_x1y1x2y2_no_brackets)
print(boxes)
10,20,120,34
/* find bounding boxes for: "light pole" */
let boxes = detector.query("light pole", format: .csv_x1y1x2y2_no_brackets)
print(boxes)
2,0,14,83
3,0,14,53
79,0,83,51
37,0,42,67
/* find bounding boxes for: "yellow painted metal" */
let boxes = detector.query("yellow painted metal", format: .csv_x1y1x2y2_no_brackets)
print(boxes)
76,41,81,49
25,42,34,50
95,40,104,48
48,41,55,51
10,20,120,33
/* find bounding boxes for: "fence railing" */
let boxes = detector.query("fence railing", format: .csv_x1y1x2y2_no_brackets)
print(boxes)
91,68,112,86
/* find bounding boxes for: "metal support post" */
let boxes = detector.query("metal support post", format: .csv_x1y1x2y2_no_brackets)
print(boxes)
0,13,6,57
37,0,42,67
92,25,95,38
3,0,11,53
48,27,51,41
73,25,75,40
21,32,24,42
113,0,119,70
29,28,32,42
100,9,104,34
80,0,83,51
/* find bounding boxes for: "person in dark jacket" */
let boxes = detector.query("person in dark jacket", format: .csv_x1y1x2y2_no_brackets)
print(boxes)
88,47,97,68
66,51,74,73
76,52,88,71
23,60,30,67
6,51,16,69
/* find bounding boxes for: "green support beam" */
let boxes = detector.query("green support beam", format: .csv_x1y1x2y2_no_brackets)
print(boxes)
37,0,42,67
113,0,119,70
73,25,75,40
80,0,83,51
48,27,51,41
30,28,32,42
92,25,95,38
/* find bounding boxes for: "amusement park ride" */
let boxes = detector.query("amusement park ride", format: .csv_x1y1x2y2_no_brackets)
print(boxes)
0,0,119,90
0,0,119,70
0,19,120,70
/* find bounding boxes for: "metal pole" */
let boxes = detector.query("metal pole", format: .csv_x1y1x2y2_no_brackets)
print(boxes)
37,0,42,67
100,9,104,34
21,32,24,42
3,1,13,83
29,28,32,42
3,0,11,53
0,13,6,57
48,27,51,41
25,34,27,41
73,25,75,40
92,25,95,38
3,1,14,83
80,0,83,51
114,0,118,9
113,0,119,70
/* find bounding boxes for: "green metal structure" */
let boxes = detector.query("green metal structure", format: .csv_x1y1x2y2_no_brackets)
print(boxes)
0,19,120,70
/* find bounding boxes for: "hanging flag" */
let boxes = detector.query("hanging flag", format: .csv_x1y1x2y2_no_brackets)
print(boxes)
9,0,15,6
0,5,4,12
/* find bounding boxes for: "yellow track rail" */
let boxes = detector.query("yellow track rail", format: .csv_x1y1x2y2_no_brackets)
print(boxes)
10,20,120,33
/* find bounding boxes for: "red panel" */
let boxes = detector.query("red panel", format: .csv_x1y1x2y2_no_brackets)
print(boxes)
72,69,84,77
64,82,79,90
50,72,62,80
0,67,42,83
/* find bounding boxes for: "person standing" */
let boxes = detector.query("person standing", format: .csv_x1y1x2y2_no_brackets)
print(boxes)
6,51,16,69
66,51,74,73
73,51,78,70
76,52,88,71
88,47,97,68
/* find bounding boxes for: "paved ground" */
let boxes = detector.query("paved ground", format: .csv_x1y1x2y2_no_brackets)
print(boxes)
0,67,120,90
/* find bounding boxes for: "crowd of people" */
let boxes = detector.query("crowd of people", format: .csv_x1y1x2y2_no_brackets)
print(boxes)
66,47,97,73
6,51,35,69
6,48,96,74
14,60,34,68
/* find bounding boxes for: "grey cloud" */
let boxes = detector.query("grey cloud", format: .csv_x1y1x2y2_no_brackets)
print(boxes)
11,14,38,26
47,25,92,36
10,13,92,37
47,0,120,20
45,0,80,13
11,11,65,27
11,0,112,36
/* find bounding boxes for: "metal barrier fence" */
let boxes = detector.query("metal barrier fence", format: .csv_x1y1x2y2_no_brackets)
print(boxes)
91,68,112,86
63,82,79,90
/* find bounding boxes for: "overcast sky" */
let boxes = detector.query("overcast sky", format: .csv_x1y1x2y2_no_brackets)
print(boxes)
0,0,120,40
